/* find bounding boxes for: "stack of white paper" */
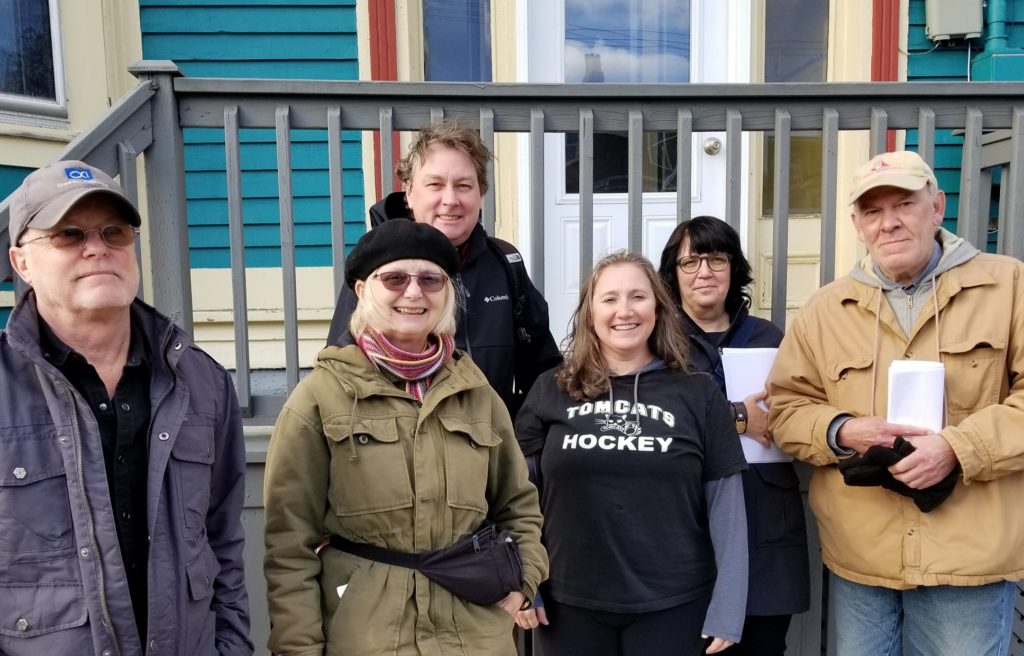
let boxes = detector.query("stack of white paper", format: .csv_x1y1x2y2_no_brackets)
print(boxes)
887,360,945,432
721,347,792,464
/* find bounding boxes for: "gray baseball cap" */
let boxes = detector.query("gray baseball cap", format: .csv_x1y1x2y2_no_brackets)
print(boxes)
8,160,141,246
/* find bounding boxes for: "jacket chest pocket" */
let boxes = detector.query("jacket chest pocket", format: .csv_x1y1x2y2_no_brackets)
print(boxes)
438,416,501,514
825,355,875,414
324,418,414,516
0,430,74,556
170,418,216,536
941,338,1007,420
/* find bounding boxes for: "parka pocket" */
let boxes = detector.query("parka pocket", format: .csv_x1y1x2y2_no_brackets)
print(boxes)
0,582,88,637
324,418,414,516
171,416,217,535
0,431,74,556
184,545,220,655
824,355,875,414
438,416,501,514
940,338,1006,419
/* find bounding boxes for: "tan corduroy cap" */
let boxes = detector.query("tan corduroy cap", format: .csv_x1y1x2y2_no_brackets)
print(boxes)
8,160,141,246
848,151,937,205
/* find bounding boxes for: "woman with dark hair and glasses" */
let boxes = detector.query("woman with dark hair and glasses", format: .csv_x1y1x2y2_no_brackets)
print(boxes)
264,219,547,656
658,216,810,656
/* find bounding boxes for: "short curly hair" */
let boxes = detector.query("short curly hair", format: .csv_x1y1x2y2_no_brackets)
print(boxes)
395,121,492,195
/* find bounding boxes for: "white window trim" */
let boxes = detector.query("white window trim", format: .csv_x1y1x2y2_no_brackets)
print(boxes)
0,0,67,120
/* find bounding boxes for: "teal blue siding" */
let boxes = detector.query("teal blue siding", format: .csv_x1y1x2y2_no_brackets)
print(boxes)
140,0,365,268
1,165,30,319
0,165,31,198
906,0,1024,249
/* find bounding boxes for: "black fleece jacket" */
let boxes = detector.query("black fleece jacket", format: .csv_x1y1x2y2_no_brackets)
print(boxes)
326,192,561,414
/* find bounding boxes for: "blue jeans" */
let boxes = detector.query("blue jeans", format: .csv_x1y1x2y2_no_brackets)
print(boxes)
829,573,1016,656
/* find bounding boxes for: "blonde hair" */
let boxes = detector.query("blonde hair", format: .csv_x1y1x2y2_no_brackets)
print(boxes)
557,251,691,401
349,265,458,339
396,121,492,195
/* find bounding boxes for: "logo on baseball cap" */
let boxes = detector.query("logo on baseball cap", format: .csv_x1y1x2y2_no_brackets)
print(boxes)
849,151,937,205
8,160,141,246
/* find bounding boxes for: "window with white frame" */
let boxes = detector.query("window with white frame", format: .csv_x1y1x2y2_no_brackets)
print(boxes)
0,0,65,117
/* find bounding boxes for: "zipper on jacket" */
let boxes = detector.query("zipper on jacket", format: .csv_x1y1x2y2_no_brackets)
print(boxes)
66,387,122,656
456,273,473,358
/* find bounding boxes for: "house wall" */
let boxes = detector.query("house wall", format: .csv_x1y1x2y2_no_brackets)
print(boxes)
1,0,144,325
139,0,365,367
905,0,1024,246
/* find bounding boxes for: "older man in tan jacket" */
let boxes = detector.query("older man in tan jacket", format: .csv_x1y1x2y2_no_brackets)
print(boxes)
767,151,1024,656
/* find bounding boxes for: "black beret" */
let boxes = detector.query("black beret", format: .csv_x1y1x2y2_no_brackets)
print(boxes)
345,219,460,289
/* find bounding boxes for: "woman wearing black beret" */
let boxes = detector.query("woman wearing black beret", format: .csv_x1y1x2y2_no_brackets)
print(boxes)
264,219,548,655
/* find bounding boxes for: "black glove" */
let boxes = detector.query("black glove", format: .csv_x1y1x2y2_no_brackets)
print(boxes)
838,436,959,513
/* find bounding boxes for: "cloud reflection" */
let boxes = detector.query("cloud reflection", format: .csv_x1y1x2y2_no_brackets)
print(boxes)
564,0,690,84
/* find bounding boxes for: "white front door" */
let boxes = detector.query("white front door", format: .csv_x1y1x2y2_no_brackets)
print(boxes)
524,0,750,344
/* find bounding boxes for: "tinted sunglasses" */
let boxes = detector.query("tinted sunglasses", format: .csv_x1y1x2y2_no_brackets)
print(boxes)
373,271,449,293
20,224,140,249
676,252,731,274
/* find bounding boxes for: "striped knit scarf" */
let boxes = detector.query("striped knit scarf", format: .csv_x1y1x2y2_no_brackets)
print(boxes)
357,328,455,401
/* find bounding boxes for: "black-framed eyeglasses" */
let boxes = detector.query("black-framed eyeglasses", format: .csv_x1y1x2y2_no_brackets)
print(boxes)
20,224,140,249
373,271,449,293
676,253,731,274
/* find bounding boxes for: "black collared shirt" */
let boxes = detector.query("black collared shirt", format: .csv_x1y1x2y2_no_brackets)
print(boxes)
39,318,152,643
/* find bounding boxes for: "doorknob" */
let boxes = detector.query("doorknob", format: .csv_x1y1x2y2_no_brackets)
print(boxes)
703,137,723,156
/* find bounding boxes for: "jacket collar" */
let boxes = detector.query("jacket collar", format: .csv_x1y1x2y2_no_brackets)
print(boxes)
371,192,488,271
315,343,489,402
679,298,751,348
7,290,191,372
841,228,989,305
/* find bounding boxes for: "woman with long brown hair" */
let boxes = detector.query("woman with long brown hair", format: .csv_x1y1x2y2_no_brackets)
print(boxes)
515,251,748,655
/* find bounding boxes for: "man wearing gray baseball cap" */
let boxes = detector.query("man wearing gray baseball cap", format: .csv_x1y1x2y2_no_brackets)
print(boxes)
767,150,1024,656
2,160,252,655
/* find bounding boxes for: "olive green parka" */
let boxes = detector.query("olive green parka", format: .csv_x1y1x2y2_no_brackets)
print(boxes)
264,344,547,656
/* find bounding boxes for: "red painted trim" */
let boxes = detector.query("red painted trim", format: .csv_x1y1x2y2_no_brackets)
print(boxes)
368,0,401,198
871,0,900,151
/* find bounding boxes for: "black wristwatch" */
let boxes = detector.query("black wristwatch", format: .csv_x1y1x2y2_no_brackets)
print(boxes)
732,401,748,434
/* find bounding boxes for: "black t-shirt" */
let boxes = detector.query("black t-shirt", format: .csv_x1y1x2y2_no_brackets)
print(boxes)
516,363,746,613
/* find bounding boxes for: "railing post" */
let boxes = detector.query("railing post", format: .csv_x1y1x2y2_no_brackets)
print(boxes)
128,60,193,334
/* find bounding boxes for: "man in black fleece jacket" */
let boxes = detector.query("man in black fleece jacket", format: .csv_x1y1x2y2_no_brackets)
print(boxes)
327,122,561,416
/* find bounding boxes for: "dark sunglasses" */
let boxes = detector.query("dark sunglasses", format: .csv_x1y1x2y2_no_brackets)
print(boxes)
373,271,449,293
20,224,140,249
676,252,731,274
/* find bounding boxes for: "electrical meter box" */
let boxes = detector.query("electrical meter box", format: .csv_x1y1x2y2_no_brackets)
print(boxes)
926,0,983,41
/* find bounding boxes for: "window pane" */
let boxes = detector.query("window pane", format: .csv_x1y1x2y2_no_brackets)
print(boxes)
762,0,828,215
763,134,824,215
0,0,56,101
423,0,491,81
564,0,689,194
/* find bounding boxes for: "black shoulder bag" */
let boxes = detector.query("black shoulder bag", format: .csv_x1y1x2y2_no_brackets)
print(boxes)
329,522,523,606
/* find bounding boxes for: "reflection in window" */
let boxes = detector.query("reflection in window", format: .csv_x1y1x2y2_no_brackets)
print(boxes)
564,0,690,194
0,0,57,103
423,0,491,81
762,0,828,215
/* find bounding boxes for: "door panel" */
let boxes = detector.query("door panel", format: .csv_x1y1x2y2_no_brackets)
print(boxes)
528,0,740,342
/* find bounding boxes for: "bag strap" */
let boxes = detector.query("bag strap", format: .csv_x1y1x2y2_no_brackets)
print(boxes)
328,522,498,570
485,237,529,343
328,534,424,570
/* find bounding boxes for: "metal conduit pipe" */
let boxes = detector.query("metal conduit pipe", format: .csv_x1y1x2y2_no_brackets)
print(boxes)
985,0,1009,51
